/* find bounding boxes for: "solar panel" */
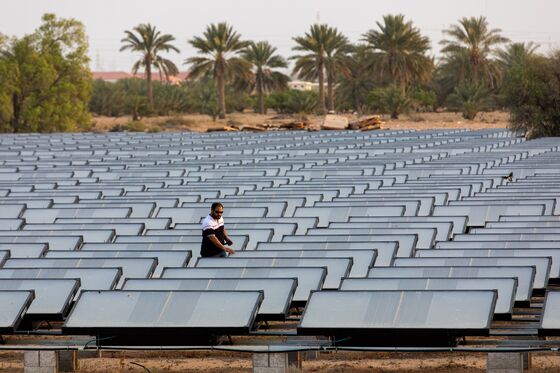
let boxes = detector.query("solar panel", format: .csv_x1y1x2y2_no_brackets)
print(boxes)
145,228,273,251
54,217,171,230
63,290,263,342
0,267,121,291
157,207,267,225
539,291,560,336
368,266,535,303
45,250,191,277
0,218,24,230
282,234,417,258
233,249,376,277
330,221,453,241
0,229,115,243
0,291,34,333
174,222,297,242
0,236,82,251
161,266,326,304
114,235,250,255
394,257,550,289
23,223,144,236
123,278,296,320
0,243,47,258
0,279,79,320
256,242,396,267
22,207,131,223
416,249,560,278
340,277,516,316
3,258,157,286
195,257,351,289
225,217,318,235
293,206,405,227
306,228,435,249
0,204,25,219
298,290,496,346
433,205,546,227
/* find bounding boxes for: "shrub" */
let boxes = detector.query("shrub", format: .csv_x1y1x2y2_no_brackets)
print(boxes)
267,90,318,114
447,83,492,120
503,52,560,138
368,86,412,119
109,120,146,132
410,88,437,112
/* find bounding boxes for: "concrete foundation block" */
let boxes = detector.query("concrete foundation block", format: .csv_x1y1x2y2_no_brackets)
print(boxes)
58,351,78,372
252,353,302,373
24,351,40,367
24,367,58,373
487,353,523,373
39,351,58,368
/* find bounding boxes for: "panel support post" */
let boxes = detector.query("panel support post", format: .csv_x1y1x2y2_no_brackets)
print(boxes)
522,352,532,370
24,350,59,373
487,352,523,373
58,351,78,372
252,352,302,373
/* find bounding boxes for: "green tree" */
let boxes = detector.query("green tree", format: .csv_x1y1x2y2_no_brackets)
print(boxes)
324,27,351,111
0,14,91,133
291,24,332,114
363,14,433,92
503,51,560,138
240,41,289,114
447,82,492,120
440,16,508,86
186,23,250,119
336,44,376,113
497,42,539,70
120,23,180,108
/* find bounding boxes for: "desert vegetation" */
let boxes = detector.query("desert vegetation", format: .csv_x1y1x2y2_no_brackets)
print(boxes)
0,14,558,137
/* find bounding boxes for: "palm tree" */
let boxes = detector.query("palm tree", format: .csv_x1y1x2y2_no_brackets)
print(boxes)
291,24,331,115
324,28,351,111
120,23,180,108
336,44,376,113
497,42,539,70
363,14,433,92
186,23,250,119
240,41,289,114
440,16,509,84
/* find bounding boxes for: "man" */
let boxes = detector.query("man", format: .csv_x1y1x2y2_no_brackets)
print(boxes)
200,202,235,257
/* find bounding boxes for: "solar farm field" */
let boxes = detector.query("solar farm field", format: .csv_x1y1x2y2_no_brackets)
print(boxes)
1,129,560,372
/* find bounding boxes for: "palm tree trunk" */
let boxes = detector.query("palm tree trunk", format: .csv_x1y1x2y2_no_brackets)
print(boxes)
218,73,226,119
318,63,326,115
146,62,153,109
327,73,335,112
257,70,265,114
472,62,479,83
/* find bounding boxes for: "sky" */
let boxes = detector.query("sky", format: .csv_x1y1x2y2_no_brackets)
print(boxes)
2,0,559,72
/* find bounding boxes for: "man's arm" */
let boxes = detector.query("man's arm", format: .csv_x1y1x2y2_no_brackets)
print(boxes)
223,227,233,246
209,235,235,254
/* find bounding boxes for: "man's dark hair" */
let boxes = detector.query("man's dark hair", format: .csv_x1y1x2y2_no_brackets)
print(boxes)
211,202,223,212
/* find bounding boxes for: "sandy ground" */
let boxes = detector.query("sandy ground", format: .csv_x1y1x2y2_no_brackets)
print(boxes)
89,111,510,133
1,350,560,372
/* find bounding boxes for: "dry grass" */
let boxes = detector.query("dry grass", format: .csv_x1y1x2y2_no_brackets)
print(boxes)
89,111,510,133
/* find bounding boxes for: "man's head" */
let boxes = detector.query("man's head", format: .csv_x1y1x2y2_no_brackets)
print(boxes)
210,202,224,220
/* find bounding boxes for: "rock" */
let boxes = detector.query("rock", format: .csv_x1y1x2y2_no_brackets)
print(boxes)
321,115,348,130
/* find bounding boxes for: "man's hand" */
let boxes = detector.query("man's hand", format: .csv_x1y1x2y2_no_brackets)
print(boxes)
225,238,233,246
224,247,235,255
